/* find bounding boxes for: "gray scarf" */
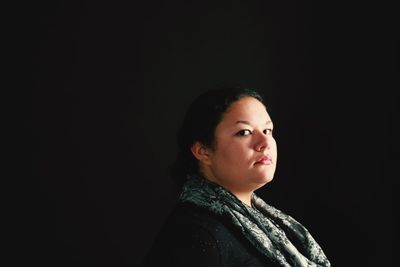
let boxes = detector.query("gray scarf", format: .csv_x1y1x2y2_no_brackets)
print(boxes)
179,174,331,267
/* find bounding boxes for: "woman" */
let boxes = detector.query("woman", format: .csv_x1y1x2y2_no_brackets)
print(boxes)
143,87,330,267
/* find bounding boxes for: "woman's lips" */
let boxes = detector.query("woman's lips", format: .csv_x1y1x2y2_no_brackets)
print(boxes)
255,155,273,165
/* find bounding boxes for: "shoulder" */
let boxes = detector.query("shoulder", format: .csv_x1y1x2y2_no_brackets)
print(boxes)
143,202,273,267
142,203,221,267
169,202,227,235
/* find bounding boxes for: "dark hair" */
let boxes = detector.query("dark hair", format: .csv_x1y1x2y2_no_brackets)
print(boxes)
170,87,266,189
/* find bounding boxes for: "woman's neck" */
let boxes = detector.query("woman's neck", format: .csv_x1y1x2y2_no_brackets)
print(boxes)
230,190,253,207
198,169,254,207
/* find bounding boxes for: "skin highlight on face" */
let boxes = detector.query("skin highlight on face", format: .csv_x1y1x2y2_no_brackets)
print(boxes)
191,96,277,206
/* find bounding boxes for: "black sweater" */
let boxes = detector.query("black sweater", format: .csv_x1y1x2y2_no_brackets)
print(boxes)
142,202,279,267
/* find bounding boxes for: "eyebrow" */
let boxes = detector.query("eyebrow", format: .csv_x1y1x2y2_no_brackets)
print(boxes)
235,120,273,126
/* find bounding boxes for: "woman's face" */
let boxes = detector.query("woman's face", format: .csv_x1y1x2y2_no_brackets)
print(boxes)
203,96,277,193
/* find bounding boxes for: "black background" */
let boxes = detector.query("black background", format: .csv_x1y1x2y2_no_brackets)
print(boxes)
29,1,398,266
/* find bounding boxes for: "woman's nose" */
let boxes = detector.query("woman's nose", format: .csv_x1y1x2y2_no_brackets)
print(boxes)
254,131,269,152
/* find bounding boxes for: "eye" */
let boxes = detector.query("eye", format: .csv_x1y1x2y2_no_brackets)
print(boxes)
263,128,273,135
237,129,252,136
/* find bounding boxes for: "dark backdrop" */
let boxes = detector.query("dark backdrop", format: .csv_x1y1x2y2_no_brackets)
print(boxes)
30,1,398,266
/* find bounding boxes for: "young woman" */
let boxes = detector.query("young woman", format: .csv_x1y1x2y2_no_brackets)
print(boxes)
143,87,330,267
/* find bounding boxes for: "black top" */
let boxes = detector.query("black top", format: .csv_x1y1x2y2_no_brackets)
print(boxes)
142,202,279,267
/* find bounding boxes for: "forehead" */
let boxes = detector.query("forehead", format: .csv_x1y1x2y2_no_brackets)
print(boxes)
221,97,271,123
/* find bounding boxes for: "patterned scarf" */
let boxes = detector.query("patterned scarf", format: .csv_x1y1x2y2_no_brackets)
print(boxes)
179,174,331,267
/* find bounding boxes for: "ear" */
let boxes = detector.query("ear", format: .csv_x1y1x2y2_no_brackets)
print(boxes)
190,141,212,166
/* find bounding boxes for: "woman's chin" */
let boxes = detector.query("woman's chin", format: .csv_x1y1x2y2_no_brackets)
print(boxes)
256,169,275,181
261,175,274,185
251,173,274,188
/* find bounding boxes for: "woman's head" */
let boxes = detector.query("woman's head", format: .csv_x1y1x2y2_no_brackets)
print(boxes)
171,87,277,191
